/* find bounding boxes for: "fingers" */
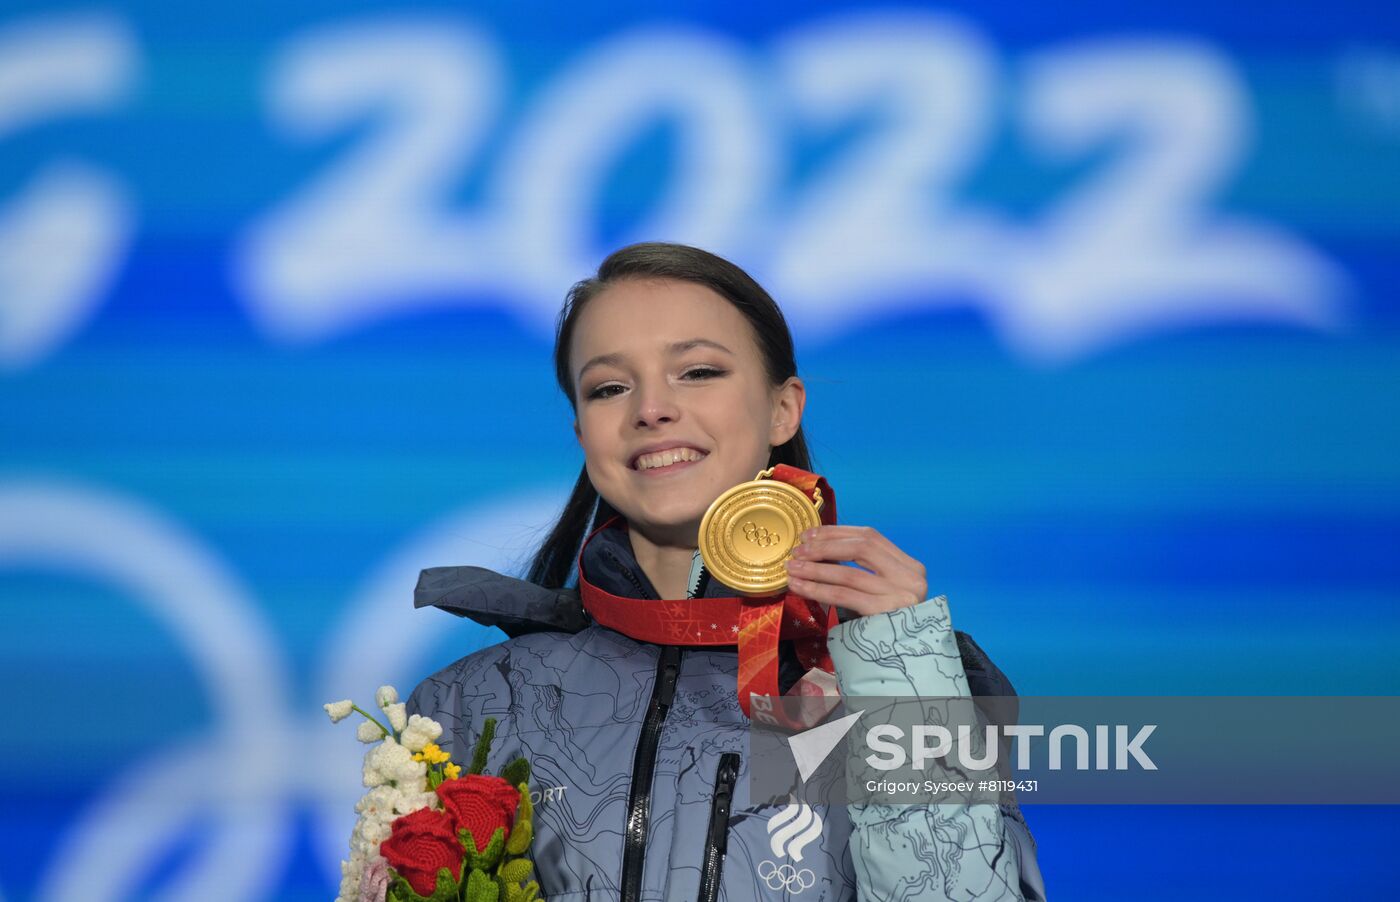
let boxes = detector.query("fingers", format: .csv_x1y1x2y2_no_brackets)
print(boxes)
786,560,917,616
792,525,925,584
785,525,928,616
791,535,896,578
785,558,884,593
785,566,876,615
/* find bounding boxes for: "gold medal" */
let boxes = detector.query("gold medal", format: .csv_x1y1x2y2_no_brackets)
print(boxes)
698,467,824,595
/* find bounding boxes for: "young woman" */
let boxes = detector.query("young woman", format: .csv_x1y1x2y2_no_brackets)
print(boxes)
406,243,1046,900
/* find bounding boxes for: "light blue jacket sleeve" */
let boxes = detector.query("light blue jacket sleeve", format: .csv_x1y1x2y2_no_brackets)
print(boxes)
825,595,1048,901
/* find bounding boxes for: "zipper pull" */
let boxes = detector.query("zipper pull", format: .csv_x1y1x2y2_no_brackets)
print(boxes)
657,646,682,706
698,751,742,902
712,754,739,823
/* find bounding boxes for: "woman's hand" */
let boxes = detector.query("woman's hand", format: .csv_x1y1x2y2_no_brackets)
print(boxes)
783,525,929,618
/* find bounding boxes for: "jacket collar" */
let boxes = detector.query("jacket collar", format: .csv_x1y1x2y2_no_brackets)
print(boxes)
414,516,1018,697
414,514,735,638
579,514,739,601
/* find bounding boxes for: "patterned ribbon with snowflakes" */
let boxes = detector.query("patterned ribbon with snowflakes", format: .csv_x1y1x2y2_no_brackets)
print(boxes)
577,465,839,727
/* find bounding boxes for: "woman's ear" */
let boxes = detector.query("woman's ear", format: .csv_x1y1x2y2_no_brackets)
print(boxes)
574,419,582,445
769,376,805,446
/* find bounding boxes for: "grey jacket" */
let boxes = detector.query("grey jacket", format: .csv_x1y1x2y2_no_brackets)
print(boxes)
405,521,1046,901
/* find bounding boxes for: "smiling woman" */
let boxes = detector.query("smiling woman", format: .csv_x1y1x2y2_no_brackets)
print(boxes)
567,276,805,599
404,242,1046,901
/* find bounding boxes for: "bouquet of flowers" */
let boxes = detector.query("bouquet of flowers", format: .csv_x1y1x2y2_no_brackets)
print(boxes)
325,686,543,902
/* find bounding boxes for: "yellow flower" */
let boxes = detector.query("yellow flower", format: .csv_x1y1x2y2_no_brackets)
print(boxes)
414,742,451,765
444,762,461,780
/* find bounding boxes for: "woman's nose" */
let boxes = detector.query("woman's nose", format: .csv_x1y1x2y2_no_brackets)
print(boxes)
632,379,681,428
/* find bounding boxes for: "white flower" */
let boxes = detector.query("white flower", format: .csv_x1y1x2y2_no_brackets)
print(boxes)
352,835,380,860
324,700,354,723
338,856,364,902
355,786,397,818
364,737,406,776
364,737,426,788
385,703,407,733
398,713,443,752
390,755,427,786
375,685,399,709
358,812,392,851
357,721,386,744
353,814,391,849
390,787,437,815
353,784,434,824
350,810,394,861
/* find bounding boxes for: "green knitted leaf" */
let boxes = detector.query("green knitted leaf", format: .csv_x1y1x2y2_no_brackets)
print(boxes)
459,826,507,871
505,879,540,902
501,756,530,788
385,869,459,902
504,820,532,858
428,869,462,902
469,718,497,775
462,867,500,902
505,782,534,856
386,878,416,902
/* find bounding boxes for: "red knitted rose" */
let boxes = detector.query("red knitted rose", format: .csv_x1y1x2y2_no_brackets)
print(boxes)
379,807,463,896
435,774,520,852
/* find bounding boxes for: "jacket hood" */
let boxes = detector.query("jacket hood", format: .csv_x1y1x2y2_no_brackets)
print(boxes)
414,564,591,637
415,515,745,638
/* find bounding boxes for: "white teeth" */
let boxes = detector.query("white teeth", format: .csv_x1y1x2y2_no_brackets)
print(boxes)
635,447,706,471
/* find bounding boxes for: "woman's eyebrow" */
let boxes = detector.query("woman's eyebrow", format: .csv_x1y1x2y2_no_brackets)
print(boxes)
577,338,733,380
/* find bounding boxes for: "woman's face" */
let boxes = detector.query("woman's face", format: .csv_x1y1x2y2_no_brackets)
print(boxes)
570,277,804,547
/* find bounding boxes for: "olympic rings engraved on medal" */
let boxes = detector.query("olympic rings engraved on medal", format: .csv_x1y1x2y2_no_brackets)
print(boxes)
700,476,820,594
757,860,816,893
742,520,780,548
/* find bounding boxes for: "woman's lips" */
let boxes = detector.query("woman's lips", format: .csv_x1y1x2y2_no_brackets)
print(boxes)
633,455,705,477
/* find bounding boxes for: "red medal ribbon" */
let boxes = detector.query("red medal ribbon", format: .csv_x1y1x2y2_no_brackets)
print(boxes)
577,465,839,726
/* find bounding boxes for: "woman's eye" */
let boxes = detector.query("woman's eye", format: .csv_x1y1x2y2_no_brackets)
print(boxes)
585,368,725,401
587,384,625,400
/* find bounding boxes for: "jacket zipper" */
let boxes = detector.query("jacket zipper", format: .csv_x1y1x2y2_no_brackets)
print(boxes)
620,644,682,901
601,545,656,600
696,752,741,902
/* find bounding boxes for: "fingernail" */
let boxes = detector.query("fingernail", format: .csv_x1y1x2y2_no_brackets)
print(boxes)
787,558,805,570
